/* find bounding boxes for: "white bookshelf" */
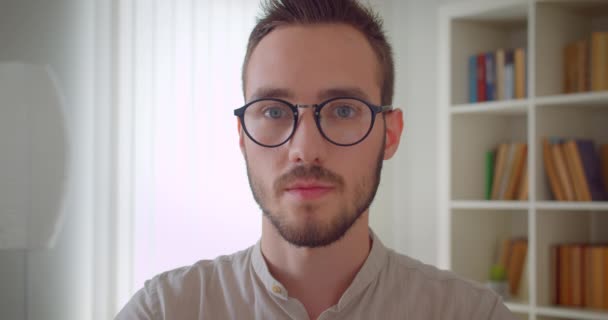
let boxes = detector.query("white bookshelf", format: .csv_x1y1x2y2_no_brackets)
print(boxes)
438,1,608,319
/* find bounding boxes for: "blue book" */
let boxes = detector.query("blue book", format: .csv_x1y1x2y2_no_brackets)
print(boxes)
469,55,477,103
486,52,496,101
576,140,607,201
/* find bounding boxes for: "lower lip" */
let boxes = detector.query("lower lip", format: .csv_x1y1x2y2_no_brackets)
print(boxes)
285,187,333,200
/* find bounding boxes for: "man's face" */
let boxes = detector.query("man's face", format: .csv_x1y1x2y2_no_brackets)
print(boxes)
241,24,397,248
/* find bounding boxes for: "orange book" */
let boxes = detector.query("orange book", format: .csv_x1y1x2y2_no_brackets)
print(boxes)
517,160,529,200
570,245,584,307
603,247,608,310
552,142,576,201
505,144,527,200
591,246,606,309
491,143,509,200
564,42,575,93
601,145,608,195
507,239,527,296
576,40,589,92
515,48,526,98
543,139,566,201
591,32,608,91
564,140,592,201
584,247,593,307
552,245,561,305
559,245,572,306
498,143,517,200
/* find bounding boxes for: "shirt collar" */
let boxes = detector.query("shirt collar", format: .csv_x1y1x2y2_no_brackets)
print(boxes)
251,228,389,307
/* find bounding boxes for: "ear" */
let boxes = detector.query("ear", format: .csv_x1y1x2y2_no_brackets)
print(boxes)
237,118,246,157
383,108,404,160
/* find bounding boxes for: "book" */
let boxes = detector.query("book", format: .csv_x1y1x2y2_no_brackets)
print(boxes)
590,246,605,309
496,49,505,100
564,42,576,93
603,247,608,310
469,55,478,103
507,239,527,296
576,40,589,92
486,52,496,101
498,143,517,200
543,138,566,201
601,144,608,194
505,143,527,200
477,54,487,102
552,245,561,305
485,150,495,200
515,48,526,99
552,141,576,201
571,245,584,307
505,50,515,100
591,32,608,91
576,140,607,201
491,143,509,200
585,246,594,308
559,245,572,306
517,160,529,200
563,140,592,201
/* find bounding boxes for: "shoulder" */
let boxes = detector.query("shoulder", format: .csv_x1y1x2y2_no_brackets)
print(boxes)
115,246,255,319
381,250,513,319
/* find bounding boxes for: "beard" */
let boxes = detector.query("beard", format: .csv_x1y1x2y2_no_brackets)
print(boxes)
244,141,385,248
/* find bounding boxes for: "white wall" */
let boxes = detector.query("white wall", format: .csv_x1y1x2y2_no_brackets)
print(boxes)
371,0,477,266
0,1,98,319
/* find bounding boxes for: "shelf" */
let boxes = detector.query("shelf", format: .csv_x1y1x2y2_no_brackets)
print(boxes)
536,92,608,108
451,200,529,210
536,201,608,211
451,100,528,115
504,302,530,314
535,306,608,320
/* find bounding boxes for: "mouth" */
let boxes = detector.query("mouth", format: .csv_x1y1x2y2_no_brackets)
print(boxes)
284,180,335,200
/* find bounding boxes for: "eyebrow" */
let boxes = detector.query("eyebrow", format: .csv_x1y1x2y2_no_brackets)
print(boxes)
249,87,372,103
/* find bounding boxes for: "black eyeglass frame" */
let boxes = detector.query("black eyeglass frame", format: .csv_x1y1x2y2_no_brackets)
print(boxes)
233,96,393,148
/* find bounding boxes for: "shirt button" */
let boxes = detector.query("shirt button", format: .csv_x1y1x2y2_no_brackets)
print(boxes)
272,285,282,294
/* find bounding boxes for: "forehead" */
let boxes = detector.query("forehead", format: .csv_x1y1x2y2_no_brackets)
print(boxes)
244,23,381,103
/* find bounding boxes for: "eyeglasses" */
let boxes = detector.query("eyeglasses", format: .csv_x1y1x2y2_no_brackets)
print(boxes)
234,96,392,148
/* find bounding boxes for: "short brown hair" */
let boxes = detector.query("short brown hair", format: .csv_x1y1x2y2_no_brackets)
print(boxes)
242,0,394,105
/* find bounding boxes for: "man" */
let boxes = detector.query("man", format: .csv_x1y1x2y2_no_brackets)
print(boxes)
117,0,515,319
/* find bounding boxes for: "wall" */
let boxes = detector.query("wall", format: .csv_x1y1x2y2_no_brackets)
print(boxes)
0,0,97,319
373,0,479,266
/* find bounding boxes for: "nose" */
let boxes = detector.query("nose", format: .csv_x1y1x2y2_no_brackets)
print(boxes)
287,108,328,165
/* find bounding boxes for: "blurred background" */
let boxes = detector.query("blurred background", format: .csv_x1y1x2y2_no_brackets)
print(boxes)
3,0,607,319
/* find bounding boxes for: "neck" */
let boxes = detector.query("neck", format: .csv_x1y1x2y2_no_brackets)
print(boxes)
260,212,372,320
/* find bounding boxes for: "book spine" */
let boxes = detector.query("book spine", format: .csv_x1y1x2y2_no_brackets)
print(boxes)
486,52,495,101
477,54,487,101
496,49,505,100
560,245,572,306
491,143,509,200
564,140,592,201
592,32,608,91
552,141,576,201
469,55,478,103
601,145,608,195
505,50,515,100
571,245,584,307
577,140,607,201
515,48,526,99
505,144,527,200
485,150,495,200
543,138,566,201
577,40,589,92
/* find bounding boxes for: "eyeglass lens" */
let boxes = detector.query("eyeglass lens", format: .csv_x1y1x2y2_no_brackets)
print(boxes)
242,98,373,146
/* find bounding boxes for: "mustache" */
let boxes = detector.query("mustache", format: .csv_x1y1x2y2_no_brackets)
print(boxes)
274,165,344,193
